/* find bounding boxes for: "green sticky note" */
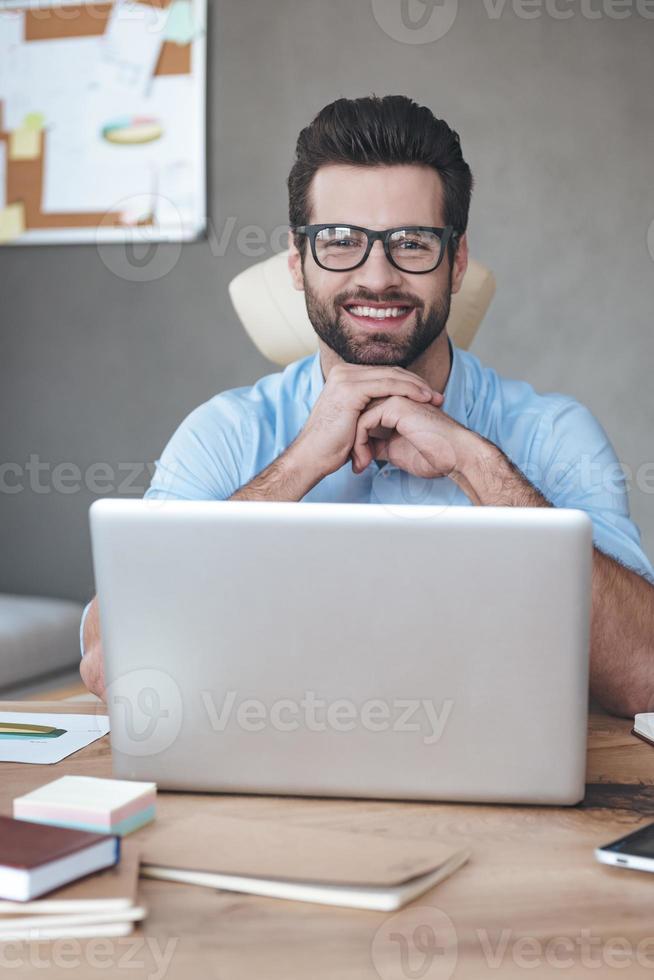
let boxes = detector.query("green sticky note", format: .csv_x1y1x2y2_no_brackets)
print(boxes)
164,0,196,44
24,113,45,131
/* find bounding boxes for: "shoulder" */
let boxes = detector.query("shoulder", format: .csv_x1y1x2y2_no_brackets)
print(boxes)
186,353,316,434
457,347,605,464
146,354,316,500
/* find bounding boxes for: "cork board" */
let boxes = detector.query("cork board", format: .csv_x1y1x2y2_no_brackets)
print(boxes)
0,0,206,244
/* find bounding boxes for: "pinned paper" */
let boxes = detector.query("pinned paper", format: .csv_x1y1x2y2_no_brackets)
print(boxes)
9,125,40,161
0,202,25,243
164,0,196,44
99,0,167,95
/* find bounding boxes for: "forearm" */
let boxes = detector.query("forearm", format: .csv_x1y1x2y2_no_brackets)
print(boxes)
590,550,654,717
229,443,322,502
450,433,550,508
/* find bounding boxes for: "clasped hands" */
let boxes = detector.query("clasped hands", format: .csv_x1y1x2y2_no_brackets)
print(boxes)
295,363,479,486
348,376,473,481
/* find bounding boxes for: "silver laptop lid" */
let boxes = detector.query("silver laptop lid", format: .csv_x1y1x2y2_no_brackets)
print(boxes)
90,500,592,804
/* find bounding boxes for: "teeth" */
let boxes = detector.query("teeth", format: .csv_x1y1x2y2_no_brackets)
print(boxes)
347,306,409,319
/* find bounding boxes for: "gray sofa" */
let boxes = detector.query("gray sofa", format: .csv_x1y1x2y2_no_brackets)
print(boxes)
0,594,84,692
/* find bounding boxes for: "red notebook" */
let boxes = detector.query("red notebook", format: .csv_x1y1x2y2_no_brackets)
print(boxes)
0,816,119,901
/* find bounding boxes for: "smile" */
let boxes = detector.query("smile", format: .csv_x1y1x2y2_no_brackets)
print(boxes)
343,304,414,324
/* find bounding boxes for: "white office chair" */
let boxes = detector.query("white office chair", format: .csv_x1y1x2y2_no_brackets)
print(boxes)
229,250,496,366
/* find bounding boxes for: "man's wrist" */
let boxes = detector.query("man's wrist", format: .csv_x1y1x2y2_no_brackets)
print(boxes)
230,440,322,502
449,432,548,507
282,438,327,496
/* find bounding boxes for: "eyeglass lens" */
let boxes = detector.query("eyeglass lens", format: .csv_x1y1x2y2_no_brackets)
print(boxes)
314,226,444,271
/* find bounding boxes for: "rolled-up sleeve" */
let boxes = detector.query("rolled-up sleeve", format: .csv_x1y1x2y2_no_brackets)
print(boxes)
145,393,254,502
79,601,92,657
533,398,654,582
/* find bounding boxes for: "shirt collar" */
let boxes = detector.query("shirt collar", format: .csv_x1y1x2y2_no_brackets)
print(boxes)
308,348,325,407
440,338,469,427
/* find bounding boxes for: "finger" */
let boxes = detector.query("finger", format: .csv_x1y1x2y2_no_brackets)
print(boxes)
332,363,441,391
353,394,415,470
346,378,435,408
351,402,387,471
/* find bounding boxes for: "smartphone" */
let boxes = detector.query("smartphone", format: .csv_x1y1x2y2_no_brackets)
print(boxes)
596,822,654,872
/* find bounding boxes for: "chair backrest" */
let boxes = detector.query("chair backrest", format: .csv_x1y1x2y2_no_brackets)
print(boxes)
229,250,495,366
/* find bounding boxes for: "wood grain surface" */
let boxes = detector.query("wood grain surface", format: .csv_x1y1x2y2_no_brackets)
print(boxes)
2,703,654,979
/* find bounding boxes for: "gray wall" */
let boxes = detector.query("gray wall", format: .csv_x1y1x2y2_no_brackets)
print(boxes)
1,0,653,603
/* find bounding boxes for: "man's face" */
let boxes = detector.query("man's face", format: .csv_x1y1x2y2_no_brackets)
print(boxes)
289,163,465,367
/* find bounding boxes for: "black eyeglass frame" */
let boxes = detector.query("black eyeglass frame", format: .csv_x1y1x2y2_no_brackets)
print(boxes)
292,223,461,274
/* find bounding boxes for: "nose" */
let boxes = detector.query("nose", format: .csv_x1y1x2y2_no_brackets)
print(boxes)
353,239,403,294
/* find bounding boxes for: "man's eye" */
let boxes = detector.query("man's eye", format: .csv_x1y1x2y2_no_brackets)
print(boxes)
396,239,426,250
326,239,358,248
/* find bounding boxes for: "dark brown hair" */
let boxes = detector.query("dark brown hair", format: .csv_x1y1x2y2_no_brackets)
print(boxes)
288,95,473,255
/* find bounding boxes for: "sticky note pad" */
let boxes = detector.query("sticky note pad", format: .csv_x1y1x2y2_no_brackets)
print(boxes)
0,203,26,244
14,776,156,837
9,127,40,161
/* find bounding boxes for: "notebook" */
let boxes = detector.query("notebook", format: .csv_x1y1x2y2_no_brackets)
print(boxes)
0,816,119,902
0,843,145,941
140,814,470,911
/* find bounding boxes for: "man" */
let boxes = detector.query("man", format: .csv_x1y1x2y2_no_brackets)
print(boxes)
81,95,654,716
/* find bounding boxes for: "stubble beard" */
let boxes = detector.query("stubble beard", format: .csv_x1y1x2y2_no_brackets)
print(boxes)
303,270,453,368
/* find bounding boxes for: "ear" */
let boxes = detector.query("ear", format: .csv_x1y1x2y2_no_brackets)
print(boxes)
287,230,305,292
450,232,469,296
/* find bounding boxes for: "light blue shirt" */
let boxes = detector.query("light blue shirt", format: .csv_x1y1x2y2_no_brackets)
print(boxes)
145,343,653,582
80,343,653,655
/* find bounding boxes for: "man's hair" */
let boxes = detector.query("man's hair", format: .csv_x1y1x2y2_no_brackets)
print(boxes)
287,95,473,255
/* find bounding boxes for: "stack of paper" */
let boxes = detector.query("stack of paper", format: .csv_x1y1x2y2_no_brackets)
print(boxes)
14,776,156,836
141,814,470,912
0,844,145,941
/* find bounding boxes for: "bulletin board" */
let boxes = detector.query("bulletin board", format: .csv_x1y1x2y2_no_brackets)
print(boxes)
0,0,206,245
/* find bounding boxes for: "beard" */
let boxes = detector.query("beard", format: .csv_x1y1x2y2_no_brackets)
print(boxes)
303,270,452,368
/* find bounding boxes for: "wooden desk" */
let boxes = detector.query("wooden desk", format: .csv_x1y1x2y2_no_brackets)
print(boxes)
2,701,654,979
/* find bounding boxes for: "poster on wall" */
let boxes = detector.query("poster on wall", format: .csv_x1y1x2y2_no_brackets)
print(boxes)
0,0,207,245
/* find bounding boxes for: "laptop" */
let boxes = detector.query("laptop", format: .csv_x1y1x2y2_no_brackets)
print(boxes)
90,499,592,805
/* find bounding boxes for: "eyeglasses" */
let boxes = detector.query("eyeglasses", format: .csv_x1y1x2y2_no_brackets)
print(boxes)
292,224,460,274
